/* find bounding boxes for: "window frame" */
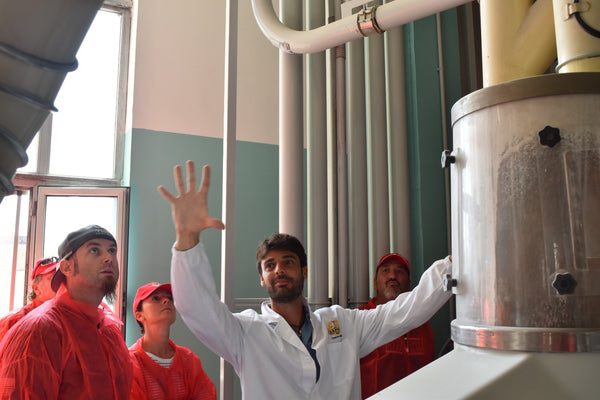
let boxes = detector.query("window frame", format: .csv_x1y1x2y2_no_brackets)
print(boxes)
31,185,130,323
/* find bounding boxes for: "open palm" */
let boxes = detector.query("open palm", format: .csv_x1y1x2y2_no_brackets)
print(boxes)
158,161,225,249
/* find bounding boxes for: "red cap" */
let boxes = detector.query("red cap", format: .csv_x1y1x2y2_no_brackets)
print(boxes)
133,282,172,313
31,257,59,281
376,253,410,275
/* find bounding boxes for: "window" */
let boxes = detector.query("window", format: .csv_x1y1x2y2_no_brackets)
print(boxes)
0,0,133,320
19,1,132,181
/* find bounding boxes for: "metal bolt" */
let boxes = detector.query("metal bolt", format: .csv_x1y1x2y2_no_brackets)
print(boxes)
441,150,455,168
552,272,577,295
443,273,457,292
538,126,561,148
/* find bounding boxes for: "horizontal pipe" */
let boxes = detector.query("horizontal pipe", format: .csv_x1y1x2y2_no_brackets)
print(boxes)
252,0,471,54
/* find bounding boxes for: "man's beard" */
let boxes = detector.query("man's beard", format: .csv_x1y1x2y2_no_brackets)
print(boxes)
267,276,304,304
102,277,118,304
382,280,403,302
73,258,118,303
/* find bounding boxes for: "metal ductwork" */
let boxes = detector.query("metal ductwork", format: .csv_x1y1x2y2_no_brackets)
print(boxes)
0,0,103,203
373,70,600,400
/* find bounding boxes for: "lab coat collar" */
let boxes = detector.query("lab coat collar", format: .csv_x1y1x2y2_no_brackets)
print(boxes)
261,297,312,351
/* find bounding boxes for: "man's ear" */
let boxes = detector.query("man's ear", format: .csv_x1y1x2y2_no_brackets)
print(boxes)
259,273,266,287
59,258,74,277
32,282,41,297
302,265,307,280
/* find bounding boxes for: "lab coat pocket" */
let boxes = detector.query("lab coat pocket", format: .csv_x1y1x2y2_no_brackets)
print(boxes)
324,340,354,386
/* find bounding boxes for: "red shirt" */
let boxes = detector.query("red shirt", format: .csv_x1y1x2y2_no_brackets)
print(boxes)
0,285,132,399
0,299,42,343
129,337,216,400
359,297,435,399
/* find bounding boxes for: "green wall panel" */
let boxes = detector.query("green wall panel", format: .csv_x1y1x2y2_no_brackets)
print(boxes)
404,9,462,357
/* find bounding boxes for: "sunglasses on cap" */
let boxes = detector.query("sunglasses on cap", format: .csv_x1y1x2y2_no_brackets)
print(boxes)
32,256,60,281
38,256,59,266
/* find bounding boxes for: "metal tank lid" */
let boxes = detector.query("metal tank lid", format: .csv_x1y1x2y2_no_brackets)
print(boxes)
451,72,600,126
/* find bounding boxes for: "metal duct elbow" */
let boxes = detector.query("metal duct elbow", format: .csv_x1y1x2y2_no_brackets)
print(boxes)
0,0,104,203
251,0,472,54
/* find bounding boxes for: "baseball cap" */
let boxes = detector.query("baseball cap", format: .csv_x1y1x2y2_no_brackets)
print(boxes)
51,225,117,292
133,282,172,313
376,253,410,275
31,257,59,281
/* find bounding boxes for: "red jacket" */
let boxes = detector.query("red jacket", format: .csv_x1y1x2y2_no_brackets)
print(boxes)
0,299,42,343
359,297,435,399
0,286,132,399
129,337,216,400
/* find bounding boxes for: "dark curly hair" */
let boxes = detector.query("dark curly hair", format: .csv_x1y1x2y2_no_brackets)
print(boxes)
256,233,307,275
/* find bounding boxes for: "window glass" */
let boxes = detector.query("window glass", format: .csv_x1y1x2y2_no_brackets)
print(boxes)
49,10,122,179
0,192,30,314
42,196,118,260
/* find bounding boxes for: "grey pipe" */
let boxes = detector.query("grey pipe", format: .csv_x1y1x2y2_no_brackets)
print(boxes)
278,0,304,239
306,0,330,309
365,1,391,290
385,22,412,259
346,38,369,308
325,0,339,306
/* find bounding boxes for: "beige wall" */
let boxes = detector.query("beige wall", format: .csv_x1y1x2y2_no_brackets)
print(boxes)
132,0,279,145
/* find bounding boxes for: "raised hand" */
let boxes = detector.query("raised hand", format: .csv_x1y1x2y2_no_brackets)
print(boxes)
158,160,225,250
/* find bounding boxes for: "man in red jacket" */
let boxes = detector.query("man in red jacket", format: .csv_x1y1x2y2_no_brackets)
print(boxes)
359,253,435,399
0,256,58,342
129,281,216,400
0,225,133,399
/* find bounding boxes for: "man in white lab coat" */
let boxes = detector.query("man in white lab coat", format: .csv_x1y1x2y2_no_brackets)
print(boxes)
159,160,452,399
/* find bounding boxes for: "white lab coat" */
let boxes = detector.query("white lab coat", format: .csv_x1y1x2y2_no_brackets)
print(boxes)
171,242,452,400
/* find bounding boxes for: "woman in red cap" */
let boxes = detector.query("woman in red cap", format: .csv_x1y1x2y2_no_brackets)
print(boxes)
0,256,58,341
129,281,216,400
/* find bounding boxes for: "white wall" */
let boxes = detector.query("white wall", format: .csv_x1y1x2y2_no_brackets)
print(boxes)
132,0,279,145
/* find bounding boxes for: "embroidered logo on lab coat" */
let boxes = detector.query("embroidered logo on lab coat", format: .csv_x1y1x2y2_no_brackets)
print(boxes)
327,319,341,336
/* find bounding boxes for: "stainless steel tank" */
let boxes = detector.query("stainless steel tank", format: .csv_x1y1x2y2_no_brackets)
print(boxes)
449,72,600,352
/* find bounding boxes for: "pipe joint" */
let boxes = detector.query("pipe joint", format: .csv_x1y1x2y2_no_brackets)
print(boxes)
357,6,384,37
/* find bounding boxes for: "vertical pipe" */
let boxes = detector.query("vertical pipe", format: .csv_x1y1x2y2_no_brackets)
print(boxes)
480,0,556,86
365,0,390,290
346,38,369,308
278,0,304,239
334,0,348,308
306,0,329,309
220,1,238,399
384,20,411,259
325,0,339,305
